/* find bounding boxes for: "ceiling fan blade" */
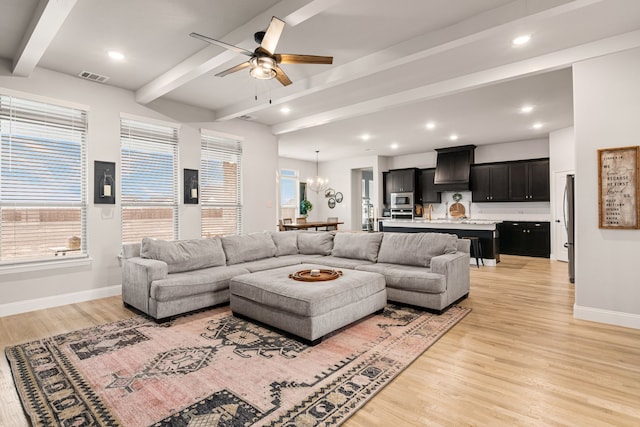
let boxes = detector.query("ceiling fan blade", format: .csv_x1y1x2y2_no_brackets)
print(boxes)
275,65,292,86
275,54,333,64
215,61,251,77
189,32,253,57
260,16,285,55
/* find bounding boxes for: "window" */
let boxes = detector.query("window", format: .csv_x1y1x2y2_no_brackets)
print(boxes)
120,118,178,244
279,169,299,220
0,94,87,263
201,132,242,237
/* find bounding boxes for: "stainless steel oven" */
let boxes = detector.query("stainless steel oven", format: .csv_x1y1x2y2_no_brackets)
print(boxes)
390,208,414,220
391,192,414,209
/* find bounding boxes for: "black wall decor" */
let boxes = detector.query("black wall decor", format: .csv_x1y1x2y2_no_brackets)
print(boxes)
94,161,116,204
184,169,199,204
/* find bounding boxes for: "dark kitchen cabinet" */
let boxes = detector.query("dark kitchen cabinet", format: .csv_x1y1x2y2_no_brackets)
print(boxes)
470,164,509,202
418,168,441,204
388,168,417,193
498,221,550,257
509,159,550,201
382,172,389,206
470,158,550,202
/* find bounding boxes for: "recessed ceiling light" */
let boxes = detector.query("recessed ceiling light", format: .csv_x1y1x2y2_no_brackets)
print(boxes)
361,134,370,141
391,143,399,149
532,122,543,129
108,51,125,60
512,34,531,46
280,106,290,114
449,134,459,141
426,122,436,130
520,105,534,114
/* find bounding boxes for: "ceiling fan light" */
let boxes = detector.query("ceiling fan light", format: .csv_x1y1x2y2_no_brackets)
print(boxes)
249,56,277,80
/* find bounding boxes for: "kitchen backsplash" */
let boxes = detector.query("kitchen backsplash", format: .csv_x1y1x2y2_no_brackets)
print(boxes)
419,191,551,222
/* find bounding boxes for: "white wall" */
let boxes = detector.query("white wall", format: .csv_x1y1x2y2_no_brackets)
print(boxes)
549,127,576,173
0,64,278,313
475,138,549,163
278,157,316,219
317,155,383,231
278,155,385,230
388,138,549,170
573,48,640,328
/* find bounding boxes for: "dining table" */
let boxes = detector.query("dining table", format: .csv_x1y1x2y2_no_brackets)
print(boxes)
281,221,344,231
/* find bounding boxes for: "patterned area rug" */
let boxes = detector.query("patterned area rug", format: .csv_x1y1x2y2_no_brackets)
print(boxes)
6,304,469,427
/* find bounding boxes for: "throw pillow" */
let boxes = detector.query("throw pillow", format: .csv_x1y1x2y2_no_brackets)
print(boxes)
140,237,226,273
270,231,299,256
331,232,383,262
297,231,334,255
222,231,277,265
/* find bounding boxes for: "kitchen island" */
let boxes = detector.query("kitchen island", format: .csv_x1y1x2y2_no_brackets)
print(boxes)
380,219,502,266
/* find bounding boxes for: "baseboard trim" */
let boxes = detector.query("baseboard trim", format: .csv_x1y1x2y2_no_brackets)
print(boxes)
0,285,122,317
574,304,640,330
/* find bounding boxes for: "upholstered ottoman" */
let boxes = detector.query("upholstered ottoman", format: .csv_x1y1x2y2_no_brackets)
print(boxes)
229,263,387,344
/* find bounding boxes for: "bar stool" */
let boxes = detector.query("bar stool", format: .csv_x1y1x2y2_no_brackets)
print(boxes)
463,236,484,268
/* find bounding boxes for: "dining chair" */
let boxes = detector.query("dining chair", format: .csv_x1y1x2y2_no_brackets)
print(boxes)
278,220,285,232
282,218,293,224
326,217,339,231
296,217,307,224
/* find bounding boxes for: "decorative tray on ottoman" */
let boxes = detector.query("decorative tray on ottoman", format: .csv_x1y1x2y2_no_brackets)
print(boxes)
289,269,343,282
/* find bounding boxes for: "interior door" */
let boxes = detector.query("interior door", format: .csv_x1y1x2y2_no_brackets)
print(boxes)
553,170,573,262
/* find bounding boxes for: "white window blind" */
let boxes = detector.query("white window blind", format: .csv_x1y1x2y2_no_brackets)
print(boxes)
120,118,178,244
201,133,242,237
0,94,87,263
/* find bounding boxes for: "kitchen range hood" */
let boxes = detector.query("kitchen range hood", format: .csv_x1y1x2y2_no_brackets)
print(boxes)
433,145,475,191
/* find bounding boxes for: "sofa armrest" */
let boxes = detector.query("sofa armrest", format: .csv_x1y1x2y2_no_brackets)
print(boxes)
122,257,168,314
430,251,470,301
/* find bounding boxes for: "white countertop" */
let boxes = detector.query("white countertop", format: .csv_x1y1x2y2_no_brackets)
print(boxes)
382,218,501,231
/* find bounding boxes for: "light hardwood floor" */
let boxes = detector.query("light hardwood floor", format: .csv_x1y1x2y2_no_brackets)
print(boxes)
2,255,639,426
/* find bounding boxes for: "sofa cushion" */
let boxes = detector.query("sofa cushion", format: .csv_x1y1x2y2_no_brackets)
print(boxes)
234,254,309,273
121,242,141,259
270,231,298,256
310,256,374,270
377,232,458,267
356,263,446,293
222,232,277,265
297,232,334,255
140,237,226,273
151,265,249,302
331,232,383,262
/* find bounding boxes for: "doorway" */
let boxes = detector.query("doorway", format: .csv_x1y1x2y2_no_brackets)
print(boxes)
361,169,374,231
553,169,573,262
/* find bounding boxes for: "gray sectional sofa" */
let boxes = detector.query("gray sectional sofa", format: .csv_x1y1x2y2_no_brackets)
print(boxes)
121,231,471,322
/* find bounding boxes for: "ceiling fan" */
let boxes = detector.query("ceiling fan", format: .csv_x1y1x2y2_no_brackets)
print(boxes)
190,16,333,86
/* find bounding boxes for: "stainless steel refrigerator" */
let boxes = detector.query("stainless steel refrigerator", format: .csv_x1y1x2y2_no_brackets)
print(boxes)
564,174,575,283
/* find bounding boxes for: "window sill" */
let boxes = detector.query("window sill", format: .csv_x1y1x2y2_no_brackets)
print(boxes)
0,256,93,275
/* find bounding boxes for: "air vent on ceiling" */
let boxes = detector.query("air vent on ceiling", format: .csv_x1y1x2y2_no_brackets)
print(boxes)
238,114,255,121
77,71,110,83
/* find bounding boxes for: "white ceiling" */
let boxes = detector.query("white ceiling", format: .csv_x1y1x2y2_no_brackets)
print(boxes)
2,0,640,161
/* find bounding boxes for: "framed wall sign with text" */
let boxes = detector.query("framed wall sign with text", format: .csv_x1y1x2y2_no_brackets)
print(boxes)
598,146,640,229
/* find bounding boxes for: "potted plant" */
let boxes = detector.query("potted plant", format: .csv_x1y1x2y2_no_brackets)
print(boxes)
300,199,313,217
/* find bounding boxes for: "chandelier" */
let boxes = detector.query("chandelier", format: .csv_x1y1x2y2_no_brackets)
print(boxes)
306,150,329,194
